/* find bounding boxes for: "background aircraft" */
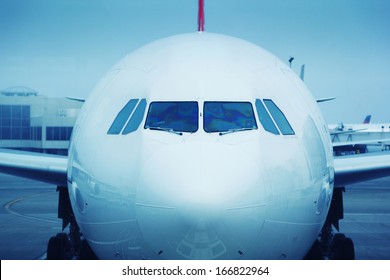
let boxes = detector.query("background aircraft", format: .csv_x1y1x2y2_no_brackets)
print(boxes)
328,115,390,155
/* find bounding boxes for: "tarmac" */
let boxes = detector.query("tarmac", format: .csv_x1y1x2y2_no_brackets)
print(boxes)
0,173,389,260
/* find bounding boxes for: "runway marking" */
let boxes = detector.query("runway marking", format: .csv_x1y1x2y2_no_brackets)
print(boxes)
3,192,60,224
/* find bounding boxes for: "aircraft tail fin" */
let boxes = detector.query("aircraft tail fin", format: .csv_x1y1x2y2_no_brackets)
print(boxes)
363,115,371,124
198,0,205,32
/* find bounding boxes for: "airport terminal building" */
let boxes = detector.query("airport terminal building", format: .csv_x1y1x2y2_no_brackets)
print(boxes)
0,86,82,155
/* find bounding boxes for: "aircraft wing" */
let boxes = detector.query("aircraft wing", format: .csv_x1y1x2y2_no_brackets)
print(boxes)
334,151,390,187
1,147,390,190
0,148,68,186
329,128,367,135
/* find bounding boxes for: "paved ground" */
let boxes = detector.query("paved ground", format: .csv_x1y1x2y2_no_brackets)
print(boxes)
341,177,390,260
0,173,389,260
0,174,61,260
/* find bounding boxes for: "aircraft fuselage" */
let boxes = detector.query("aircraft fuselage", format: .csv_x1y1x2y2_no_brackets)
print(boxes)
67,33,334,259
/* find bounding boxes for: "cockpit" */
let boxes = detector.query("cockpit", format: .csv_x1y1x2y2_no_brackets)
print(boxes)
107,99,294,136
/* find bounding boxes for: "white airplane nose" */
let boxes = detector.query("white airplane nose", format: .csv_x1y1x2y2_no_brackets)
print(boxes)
135,141,266,259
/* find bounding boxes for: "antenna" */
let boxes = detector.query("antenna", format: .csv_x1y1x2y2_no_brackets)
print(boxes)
300,64,305,81
288,56,294,68
198,0,205,32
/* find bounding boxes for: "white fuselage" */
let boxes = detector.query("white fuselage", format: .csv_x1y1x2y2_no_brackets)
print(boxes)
67,32,334,259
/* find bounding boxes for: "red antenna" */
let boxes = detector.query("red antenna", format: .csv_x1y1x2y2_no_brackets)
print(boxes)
198,0,205,32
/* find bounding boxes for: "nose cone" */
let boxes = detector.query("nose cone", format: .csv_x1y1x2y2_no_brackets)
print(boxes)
135,142,266,259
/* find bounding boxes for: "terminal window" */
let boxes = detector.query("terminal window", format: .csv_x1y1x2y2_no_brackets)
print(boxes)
46,126,73,141
0,105,32,140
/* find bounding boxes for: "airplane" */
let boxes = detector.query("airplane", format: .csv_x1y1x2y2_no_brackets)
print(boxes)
328,115,390,154
1,0,390,260
329,115,390,136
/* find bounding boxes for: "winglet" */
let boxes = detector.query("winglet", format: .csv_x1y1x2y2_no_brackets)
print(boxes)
316,97,336,103
66,97,85,103
198,0,205,32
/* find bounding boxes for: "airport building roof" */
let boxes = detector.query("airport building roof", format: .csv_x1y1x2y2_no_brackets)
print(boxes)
1,86,39,97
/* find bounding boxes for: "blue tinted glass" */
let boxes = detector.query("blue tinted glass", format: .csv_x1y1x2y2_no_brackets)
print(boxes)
21,118,30,126
37,127,42,140
2,118,10,126
1,127,11,140
145,102,198,133
11,105,21,119
30,127,42,140
21,127,30,140
122,99,147,134
11,127,21,140
46,126,73,140
46,127,53,140
107,99,139,134
204,102,258,133
21,106,30,118
255,99,280,135
263,99,295,135
60,127,67,140
1,105,11,118
11,118,21,126
53,127,60,140
67,127,73,140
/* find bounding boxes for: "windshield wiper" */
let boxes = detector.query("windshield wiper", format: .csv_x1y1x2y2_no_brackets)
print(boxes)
219,127,256,136
146,126,183,136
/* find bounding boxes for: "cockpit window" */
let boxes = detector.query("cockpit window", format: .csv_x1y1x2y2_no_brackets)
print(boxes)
122,98,147,134
263,99,295,135
144,102,198,133
108,98,147,135
255,99,280,135
108,99,139,135
204,102,258,133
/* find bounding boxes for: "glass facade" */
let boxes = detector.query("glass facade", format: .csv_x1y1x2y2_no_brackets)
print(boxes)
31,126,42,141
46,127,73,141
0,105,71,141
0,105,32,140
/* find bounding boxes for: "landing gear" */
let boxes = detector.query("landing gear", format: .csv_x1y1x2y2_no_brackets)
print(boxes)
304,239,322,260
330,233,355,260
47,233,71,259
305,187,355,260
46,186,97,260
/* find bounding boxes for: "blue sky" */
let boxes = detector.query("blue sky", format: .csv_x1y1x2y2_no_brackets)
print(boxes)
0,0,389,123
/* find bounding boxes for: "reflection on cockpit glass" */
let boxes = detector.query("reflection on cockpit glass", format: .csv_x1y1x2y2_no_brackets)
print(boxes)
144,101,198,133
204,102,258,133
